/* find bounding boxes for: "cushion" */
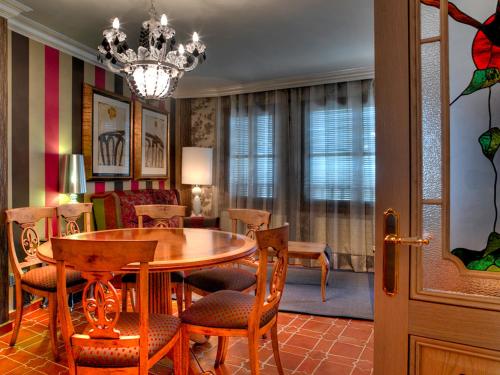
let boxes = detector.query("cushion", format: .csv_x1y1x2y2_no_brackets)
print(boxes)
77,312,180,368
115,190,156,228
90,192,122,230
22,265,84,292
185,268,256,293
121,271,184,284
181,290,276,329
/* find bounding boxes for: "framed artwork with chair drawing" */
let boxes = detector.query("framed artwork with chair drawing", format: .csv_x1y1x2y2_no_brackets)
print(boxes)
82,84,132,180
133,101,169,180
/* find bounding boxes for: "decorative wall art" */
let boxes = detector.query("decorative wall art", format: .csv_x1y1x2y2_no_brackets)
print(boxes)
133,101,170,179
83,84,132,180
422,0,500,271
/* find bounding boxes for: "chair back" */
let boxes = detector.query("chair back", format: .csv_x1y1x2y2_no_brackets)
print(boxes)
228,208,271,239
250,224,289,329
51,238,157,368
135,204,187,228
5,207,56,278
56,203,93,236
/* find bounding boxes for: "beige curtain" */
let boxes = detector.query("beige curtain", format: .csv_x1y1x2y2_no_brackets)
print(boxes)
215,80,375,272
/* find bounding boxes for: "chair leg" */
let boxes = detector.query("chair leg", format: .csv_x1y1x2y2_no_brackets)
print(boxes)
10,284,24,346
122,283,128,312
48,293,59,361
184,285,192,308
215,336,229,368
175,282,183,313
181,326,191,375
271,322,284,375
248,332,260,375
130,287,137,312
173,333,183,375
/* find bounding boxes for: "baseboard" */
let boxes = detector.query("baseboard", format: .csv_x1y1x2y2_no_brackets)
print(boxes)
0,320,13,336
8,298,43,320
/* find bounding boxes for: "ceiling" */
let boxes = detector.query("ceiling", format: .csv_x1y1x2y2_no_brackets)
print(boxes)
15,0,374,97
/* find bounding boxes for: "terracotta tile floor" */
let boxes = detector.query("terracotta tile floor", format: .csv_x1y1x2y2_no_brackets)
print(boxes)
0,305,373,374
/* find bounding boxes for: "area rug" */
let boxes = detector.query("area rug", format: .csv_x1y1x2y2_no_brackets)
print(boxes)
278,268,374,320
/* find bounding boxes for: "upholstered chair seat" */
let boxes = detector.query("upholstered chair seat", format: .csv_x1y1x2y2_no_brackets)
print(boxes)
121,270,184,284
77,313,181,368
184,208,271,309
22,265,84,292
181,290,276,329
185,268,256,294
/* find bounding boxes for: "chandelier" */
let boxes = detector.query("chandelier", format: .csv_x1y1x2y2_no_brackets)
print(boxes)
98,0,206,100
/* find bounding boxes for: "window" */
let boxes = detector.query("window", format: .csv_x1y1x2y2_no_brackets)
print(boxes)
309,106,375,202
229,113,273,198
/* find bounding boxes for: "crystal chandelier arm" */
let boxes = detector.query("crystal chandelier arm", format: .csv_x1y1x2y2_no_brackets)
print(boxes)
183,56,199,72
104,60,122,74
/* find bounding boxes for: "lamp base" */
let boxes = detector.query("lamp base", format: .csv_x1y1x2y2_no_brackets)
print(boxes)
69,193,79,204
191,185,203,217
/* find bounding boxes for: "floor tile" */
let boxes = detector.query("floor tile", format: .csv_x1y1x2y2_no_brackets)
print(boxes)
0,301,373,374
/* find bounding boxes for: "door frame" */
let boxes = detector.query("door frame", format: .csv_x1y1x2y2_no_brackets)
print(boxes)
374,0,412,373
0,16,10,326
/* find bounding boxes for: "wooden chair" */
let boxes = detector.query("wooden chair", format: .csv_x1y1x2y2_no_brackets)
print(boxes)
52,238,182,375
57,203,94,309
184,208,271,308
5,207,85,360
122,204,187,313
180,224,289,375
56,202,93,236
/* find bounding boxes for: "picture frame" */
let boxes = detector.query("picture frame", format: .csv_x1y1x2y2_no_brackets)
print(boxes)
82,84,132,180
133,101,170,180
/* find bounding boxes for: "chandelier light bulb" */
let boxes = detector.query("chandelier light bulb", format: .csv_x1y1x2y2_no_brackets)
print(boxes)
112,17,120,30
178,44,185,55
160,14,168,26
193,32,199,43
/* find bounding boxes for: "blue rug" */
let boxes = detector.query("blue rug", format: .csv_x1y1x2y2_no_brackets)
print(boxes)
279,268,374,320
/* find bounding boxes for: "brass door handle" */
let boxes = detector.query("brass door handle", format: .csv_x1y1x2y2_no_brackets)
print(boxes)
384,235,430,247
383,208,431,297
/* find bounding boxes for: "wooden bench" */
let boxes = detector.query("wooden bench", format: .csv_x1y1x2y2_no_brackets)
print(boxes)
287,241,331,302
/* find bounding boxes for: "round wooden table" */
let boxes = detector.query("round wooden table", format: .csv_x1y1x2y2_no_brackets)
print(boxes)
38,227,257,314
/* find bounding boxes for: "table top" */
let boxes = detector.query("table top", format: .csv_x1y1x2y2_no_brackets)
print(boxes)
37,228,257,272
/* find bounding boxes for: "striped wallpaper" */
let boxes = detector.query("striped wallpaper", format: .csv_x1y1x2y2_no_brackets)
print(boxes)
8,31,170,214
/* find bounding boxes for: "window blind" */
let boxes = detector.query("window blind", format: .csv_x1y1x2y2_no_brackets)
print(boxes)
229,113,274,198
309,106,375,201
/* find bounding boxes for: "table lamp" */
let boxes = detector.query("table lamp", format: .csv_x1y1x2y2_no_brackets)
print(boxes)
182,147,213,216
59,154,87,203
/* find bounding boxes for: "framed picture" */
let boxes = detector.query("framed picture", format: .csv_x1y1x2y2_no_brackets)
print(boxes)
82,84,132,180
133,101,170,180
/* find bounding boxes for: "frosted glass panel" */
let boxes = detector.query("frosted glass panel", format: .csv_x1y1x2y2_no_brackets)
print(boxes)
422,204,500,297
421,4,440,39
421,42,442,200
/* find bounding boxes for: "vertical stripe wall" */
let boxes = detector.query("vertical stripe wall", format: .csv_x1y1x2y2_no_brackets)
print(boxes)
8,31,169,211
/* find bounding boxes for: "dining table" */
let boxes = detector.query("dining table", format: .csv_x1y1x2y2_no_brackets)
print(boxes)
37,227,257,314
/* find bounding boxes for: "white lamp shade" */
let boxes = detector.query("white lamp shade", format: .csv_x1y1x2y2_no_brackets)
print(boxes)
182,147,213,185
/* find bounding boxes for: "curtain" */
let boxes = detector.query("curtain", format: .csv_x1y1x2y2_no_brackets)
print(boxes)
215,80,375,272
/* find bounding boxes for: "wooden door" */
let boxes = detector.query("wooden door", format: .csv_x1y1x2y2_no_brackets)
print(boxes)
374,0,500,374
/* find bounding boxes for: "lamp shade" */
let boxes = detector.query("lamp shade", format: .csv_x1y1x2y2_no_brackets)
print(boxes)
182,147,213,185
59,154,87,194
